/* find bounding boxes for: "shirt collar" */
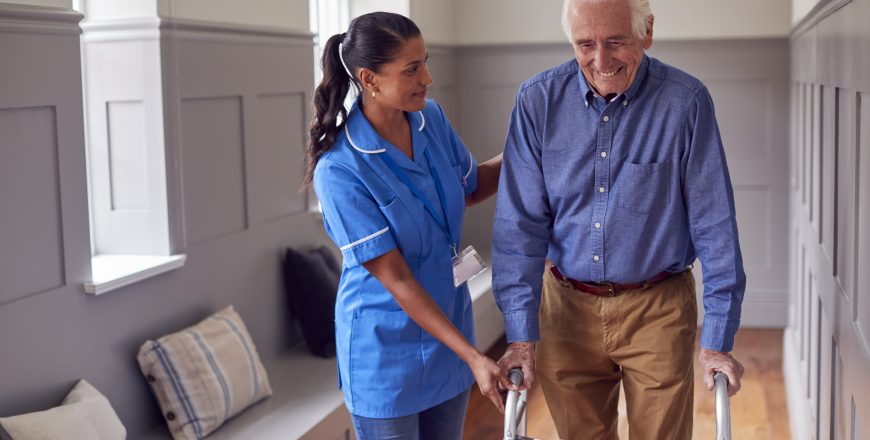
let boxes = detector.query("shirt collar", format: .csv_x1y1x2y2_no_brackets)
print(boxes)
577,54,650,108
343,99,426,155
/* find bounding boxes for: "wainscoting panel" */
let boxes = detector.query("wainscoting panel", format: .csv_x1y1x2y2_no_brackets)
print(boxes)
426,45,459,120
180,96,248,245
0,106,65,303
835,90,857,301
249,92,308,223
107,100,150,211
857,92,870,354
786,2,870,438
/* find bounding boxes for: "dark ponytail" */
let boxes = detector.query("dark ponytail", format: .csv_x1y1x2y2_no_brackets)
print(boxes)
303,12,422,186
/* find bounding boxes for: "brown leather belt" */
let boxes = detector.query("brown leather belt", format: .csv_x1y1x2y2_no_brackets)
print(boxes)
549,266,683,297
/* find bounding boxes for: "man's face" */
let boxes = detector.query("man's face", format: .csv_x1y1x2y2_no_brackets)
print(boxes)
568,0,652,97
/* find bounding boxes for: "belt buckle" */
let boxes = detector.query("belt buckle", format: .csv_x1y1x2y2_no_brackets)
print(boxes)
600,282,616,297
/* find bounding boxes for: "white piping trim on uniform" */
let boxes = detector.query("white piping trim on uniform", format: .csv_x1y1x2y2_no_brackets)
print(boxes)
417,111,425,132
463,149,474,179
339,226,390,251
345,124,385,154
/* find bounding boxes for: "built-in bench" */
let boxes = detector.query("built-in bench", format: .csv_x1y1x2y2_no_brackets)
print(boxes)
135,270,499,440
135,347,351,440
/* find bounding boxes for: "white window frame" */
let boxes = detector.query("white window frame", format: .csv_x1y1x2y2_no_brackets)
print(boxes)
75,0,186,295
308,0,351,213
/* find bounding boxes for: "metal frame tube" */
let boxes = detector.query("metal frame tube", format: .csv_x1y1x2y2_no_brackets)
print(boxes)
714,372,732,440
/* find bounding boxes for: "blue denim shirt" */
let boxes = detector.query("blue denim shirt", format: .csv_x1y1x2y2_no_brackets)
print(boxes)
492,55,746,351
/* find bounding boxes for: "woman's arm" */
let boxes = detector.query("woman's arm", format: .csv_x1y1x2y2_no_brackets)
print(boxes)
466,153,503,207
363,249,506,412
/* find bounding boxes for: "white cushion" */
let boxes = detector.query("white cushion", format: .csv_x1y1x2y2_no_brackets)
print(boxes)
0,380,126,440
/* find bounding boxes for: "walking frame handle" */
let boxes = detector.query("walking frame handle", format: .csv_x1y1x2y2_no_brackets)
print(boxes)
714,371,732,440
503,368,528,440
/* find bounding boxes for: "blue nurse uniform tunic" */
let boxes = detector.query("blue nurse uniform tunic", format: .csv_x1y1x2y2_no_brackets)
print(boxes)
313,99,479,418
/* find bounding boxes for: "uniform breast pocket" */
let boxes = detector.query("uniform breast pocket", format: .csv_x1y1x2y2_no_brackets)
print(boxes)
379,196,422,260
349,311,423,391
616,160,671,214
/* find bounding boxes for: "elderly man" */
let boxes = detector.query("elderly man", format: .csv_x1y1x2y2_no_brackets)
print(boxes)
492,0,746,438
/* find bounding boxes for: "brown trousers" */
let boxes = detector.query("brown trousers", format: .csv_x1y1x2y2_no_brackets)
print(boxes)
537,268,697,440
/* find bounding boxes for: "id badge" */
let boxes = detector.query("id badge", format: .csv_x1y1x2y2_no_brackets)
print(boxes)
452,245,487,287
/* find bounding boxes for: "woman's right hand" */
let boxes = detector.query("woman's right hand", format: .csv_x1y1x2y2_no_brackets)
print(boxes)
468,352,508,414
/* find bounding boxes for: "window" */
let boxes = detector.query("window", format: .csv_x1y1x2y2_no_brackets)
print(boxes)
310,0,350,88
308,0,350,212
76,0,186,295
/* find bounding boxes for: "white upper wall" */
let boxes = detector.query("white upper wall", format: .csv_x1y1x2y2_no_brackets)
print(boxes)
3,0,72,8
160,0,309,32
80,0,156,19
792,0,821,25
77,0,309,32
349,0,408,19
410,0,456,46
456,0,792,45
346,0,455,46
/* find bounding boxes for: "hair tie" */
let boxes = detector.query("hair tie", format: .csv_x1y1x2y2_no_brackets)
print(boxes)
337,35,354,80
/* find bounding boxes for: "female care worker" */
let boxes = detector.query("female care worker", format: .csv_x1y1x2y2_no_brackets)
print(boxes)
304,11,506,440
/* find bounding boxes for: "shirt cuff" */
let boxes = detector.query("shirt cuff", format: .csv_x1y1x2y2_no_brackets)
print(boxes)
502,310,540,343
700,316,740,352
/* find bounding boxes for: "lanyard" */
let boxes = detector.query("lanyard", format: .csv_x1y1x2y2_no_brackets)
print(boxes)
381,149,458,256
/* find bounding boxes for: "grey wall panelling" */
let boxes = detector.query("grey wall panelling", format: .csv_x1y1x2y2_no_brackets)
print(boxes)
450,38,790,328
786,1,870,439
0,6,330,437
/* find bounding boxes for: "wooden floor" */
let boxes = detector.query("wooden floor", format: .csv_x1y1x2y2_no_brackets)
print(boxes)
463,328,790,440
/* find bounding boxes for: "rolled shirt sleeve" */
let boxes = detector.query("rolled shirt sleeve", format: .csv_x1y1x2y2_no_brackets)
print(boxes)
314,160,397,268
491,90,552,343
682,87,747,352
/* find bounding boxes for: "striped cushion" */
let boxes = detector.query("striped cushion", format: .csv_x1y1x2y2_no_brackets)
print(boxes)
137,306,272,440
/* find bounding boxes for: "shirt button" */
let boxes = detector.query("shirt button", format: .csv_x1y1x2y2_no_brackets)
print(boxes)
598,186,606,193
623,100,629,107
602,115,610,122
595,222,602,229
593,255,600,262
600,151,607,158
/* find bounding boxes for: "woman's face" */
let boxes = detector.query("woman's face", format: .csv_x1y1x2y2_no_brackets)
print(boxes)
366,36,432,112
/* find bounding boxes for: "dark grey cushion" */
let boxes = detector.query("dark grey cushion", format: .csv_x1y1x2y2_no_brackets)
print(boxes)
283,246,340,358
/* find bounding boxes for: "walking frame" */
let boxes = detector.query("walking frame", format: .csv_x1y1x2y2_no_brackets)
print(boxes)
502,369,733,440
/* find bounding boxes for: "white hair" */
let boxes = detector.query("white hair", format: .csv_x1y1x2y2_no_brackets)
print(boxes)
561,0,653,42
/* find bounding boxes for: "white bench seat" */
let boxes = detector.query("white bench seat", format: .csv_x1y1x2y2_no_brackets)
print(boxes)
135,347,351,440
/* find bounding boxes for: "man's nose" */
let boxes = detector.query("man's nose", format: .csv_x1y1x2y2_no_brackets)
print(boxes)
593,46,611,70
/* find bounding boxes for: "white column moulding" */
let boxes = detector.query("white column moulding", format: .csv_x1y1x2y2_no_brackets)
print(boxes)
81,17,171,256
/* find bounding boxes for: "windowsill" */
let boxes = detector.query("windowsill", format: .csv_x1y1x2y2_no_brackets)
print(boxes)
84,254,187,296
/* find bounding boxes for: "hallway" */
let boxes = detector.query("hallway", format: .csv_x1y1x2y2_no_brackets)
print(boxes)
464,329,790,439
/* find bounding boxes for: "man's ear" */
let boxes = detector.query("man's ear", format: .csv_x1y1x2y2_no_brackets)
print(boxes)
643,15,654,50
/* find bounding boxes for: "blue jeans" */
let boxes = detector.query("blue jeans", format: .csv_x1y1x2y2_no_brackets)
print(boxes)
351,389,471,440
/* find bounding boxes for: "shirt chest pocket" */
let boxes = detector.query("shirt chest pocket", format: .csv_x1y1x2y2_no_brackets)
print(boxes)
379,196,423,261
615,160,672,214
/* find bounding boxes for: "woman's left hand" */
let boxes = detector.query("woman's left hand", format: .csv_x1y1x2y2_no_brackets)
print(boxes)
468,352,508,414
